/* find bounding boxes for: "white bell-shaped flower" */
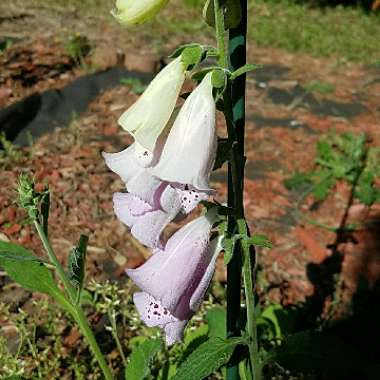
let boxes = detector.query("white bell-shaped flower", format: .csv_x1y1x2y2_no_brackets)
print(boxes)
112,0,169,26
151,72,216,192
118,56,185,155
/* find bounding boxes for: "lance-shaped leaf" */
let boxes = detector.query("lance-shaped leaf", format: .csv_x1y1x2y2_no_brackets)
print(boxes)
40,190,50,236
0,241,62,299
68,234,88,302
125,338,162,380
171,337,247,380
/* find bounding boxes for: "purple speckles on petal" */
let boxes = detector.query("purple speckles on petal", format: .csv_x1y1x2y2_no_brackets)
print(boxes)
175,186,209,214
133,292,178,327
128,211,221,344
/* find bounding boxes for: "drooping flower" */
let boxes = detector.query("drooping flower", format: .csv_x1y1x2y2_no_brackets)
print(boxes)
127,210,222,345
118,56,185,156
103,73,217,248
111,0,169,26
151,72,217,191
103,143,210,248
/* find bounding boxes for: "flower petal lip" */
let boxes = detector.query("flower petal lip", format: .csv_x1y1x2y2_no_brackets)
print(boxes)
112,0,170,26
151,72,217,192
128,211,221,344
127,210,219,318
118,56,185,154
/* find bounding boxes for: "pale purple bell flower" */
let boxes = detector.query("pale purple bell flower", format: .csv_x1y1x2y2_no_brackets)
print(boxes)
103,144,210,248
151,72,217,192
126,209,222,345
103,72,217,248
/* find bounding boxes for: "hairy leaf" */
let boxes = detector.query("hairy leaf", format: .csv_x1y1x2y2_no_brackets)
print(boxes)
181,45,204,70
203,0,242,29
169,43,202,58
230,64,261,80
125,338,162,380
68,234,88,300
0,241,61,298
171,337,246,380
246,234,272,249
206,307,226,338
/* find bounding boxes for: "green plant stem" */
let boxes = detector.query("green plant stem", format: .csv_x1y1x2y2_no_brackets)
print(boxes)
214,0,227,68
238,221,261,380
108,310,127,367
34,221,114,380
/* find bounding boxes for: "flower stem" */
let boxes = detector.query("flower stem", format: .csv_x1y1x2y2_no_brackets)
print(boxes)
34,221,114,380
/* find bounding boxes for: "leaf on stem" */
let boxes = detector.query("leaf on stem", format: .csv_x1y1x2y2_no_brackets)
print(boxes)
125,338,162,380
68,234,88,302
206,307,226,338
203,0,242,29
169,43,202,58
0,241,62,298
245,234,273,249
230,64,262,80
40,190,50,236
181,45,204,70
171,337,247,380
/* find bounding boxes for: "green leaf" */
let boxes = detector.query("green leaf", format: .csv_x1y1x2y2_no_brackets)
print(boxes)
224,0,242,29
355,170,377,206
40,190,50,236
203,0,242,29
171,337,246,380
283,171,313,191
211,69,226,89
230,64,262,80
222,234,239,265
206,307,226,338
246,234,272,249
169,43,202,58
260,304,297,339
312,176,336,201
269,330,370,378
191,66,219,82
125,338,162,380
120,77,147,94
180,45,204,69
0,241,62,298
68,234,88,301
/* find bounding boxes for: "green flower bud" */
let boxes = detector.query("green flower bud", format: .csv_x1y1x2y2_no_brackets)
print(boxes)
17,174,49,222
111,0,169,26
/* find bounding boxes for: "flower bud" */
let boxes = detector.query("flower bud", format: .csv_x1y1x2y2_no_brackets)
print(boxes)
118,56,185,155
112,0,169,26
